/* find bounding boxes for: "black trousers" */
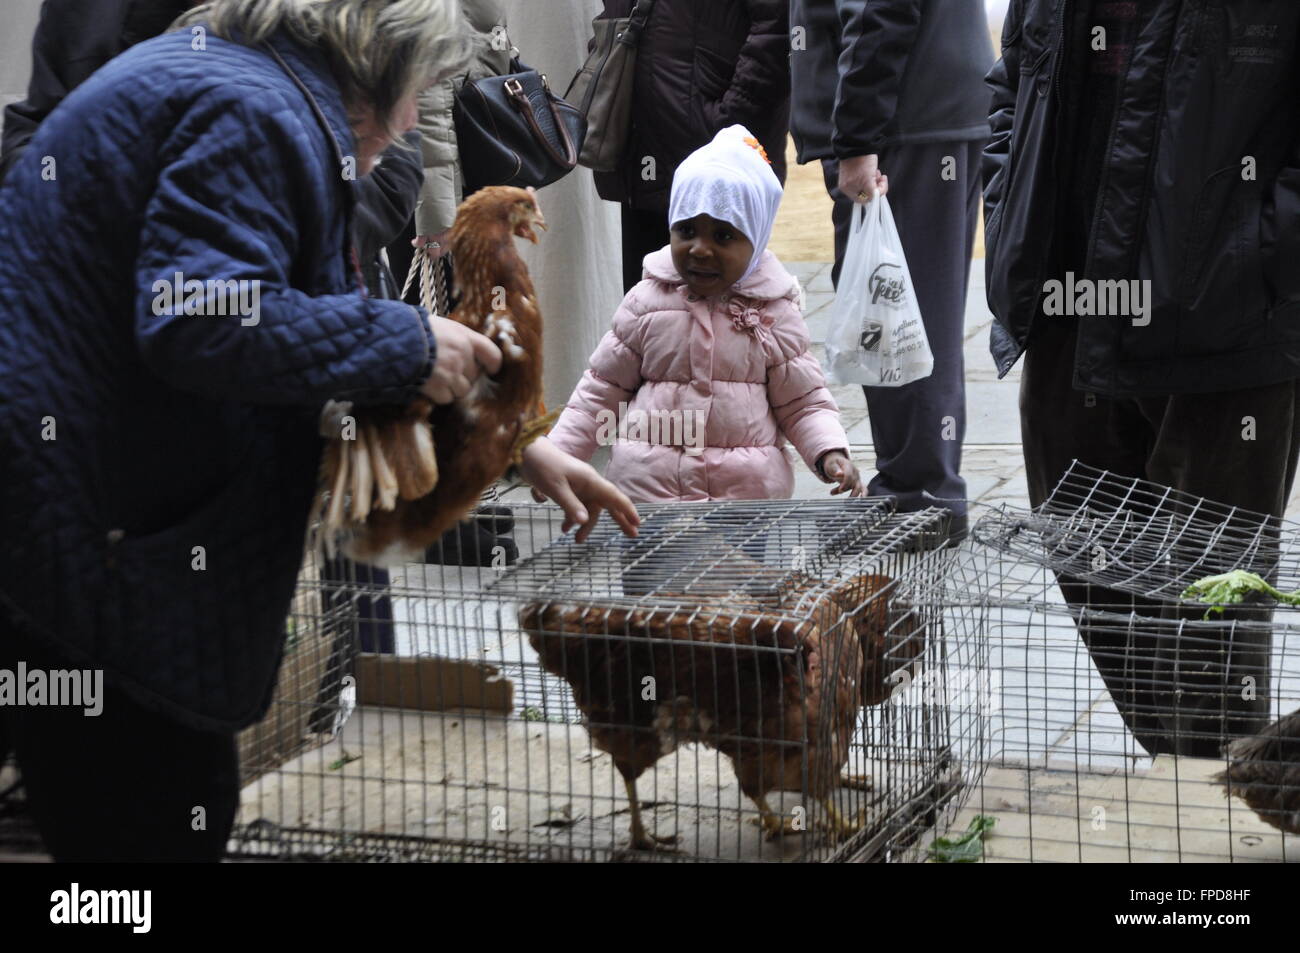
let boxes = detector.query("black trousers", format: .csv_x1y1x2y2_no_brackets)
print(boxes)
621,205,669,294
320,557,394,654
1021,315,1300,757
0,625,238,861
822,141,982,515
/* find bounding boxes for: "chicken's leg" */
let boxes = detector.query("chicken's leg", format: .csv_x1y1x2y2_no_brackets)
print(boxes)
838,773,874,791
748,795,801,840
624,777,678,851
818,797,866,842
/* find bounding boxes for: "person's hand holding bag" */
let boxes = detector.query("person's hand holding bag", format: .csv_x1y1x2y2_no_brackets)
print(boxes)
838,154,889,203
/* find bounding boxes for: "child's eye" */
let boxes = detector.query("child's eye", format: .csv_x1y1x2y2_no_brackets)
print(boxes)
716,230,733,242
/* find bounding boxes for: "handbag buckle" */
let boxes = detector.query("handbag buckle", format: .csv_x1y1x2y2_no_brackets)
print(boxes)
505,77,525,97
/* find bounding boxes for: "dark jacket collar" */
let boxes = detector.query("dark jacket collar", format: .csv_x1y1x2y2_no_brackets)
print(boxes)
119,0,194,50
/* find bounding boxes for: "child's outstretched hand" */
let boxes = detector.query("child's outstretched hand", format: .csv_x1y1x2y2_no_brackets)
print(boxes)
818,451,865,497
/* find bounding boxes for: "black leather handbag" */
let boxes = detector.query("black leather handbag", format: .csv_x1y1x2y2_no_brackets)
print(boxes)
453,60,587,194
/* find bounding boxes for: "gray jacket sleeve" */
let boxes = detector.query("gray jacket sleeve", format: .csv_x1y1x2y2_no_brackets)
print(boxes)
414,79,463,237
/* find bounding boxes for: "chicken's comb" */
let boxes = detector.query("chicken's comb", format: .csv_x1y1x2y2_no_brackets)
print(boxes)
744,136,772,165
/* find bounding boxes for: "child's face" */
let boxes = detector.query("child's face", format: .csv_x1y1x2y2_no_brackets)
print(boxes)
670,214,755,298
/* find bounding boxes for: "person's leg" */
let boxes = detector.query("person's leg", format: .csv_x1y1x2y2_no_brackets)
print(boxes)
1019,314,1174,753
3,628,239,862
354,563,395,654
857,141,978,518
320,556,396,655
1140,379,1300,756
1020,319,1156,507
621,206,668,293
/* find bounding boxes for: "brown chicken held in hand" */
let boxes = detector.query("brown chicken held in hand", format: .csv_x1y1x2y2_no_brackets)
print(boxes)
313,186,552,563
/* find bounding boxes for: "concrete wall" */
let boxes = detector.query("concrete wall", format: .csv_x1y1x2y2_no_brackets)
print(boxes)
1,0,44,120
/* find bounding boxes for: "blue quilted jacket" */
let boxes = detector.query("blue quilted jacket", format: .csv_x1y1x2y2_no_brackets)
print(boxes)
0,28,437,730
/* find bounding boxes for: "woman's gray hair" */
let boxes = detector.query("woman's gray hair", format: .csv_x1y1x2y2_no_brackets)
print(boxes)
178,0,470,138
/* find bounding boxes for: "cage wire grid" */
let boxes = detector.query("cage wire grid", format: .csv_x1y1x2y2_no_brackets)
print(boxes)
226,499,983,863
8,463,1297,862
977,460,1300,603
922,461,1300,862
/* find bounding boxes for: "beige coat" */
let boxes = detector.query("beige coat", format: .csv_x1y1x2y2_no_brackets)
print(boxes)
414,0,511,235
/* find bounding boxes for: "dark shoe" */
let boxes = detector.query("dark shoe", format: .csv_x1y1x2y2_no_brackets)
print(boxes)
473,504,515,536
424,520,519,567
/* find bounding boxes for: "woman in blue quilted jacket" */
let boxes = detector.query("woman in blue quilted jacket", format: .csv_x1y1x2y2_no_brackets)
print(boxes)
0,0,637,862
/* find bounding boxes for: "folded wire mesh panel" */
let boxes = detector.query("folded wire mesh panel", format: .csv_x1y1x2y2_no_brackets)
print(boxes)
929,462,1300,862
227,499,989,862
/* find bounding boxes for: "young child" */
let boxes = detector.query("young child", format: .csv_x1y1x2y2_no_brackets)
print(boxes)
549,125,862,503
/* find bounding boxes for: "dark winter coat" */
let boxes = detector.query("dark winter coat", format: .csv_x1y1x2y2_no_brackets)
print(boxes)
0,27,437,730
356,132,426,299
0,0,194,182
592,0,790,212
789,0,994,163
984,0,1300,396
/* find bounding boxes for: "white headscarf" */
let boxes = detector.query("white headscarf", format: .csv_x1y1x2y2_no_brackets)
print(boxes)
668,125,784,282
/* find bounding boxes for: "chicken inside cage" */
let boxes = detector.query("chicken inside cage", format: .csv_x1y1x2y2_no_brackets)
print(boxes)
518,562,926,850
229,500,975,862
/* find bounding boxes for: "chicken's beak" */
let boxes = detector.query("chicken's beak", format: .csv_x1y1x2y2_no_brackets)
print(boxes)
515,207,548,244
521,187,547,243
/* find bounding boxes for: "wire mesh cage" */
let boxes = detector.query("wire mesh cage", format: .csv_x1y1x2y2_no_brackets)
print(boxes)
927,461,1300,862
227,499,990,862
9,460,1298,864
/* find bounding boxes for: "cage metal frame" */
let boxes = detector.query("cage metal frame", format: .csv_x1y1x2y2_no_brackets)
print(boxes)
227,499,987,863
8,461,1298,862
924,461,1300,862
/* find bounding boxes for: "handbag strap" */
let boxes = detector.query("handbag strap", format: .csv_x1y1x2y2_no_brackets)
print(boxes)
504,78,580,170
628,0,657,31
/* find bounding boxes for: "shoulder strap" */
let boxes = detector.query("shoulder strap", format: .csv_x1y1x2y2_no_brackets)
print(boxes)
628,0,657,34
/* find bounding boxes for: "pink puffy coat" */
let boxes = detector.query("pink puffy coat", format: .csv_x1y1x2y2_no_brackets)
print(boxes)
549,247,849,502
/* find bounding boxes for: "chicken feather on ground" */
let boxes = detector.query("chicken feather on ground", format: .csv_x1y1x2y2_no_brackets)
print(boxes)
520,557,925,851
312,186,552,564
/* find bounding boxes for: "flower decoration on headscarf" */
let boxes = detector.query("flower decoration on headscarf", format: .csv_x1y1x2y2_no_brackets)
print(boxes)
727,296,772,345
743,136,771,165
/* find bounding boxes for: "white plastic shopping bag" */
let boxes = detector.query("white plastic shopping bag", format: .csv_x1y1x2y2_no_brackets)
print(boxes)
825,195,933,387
